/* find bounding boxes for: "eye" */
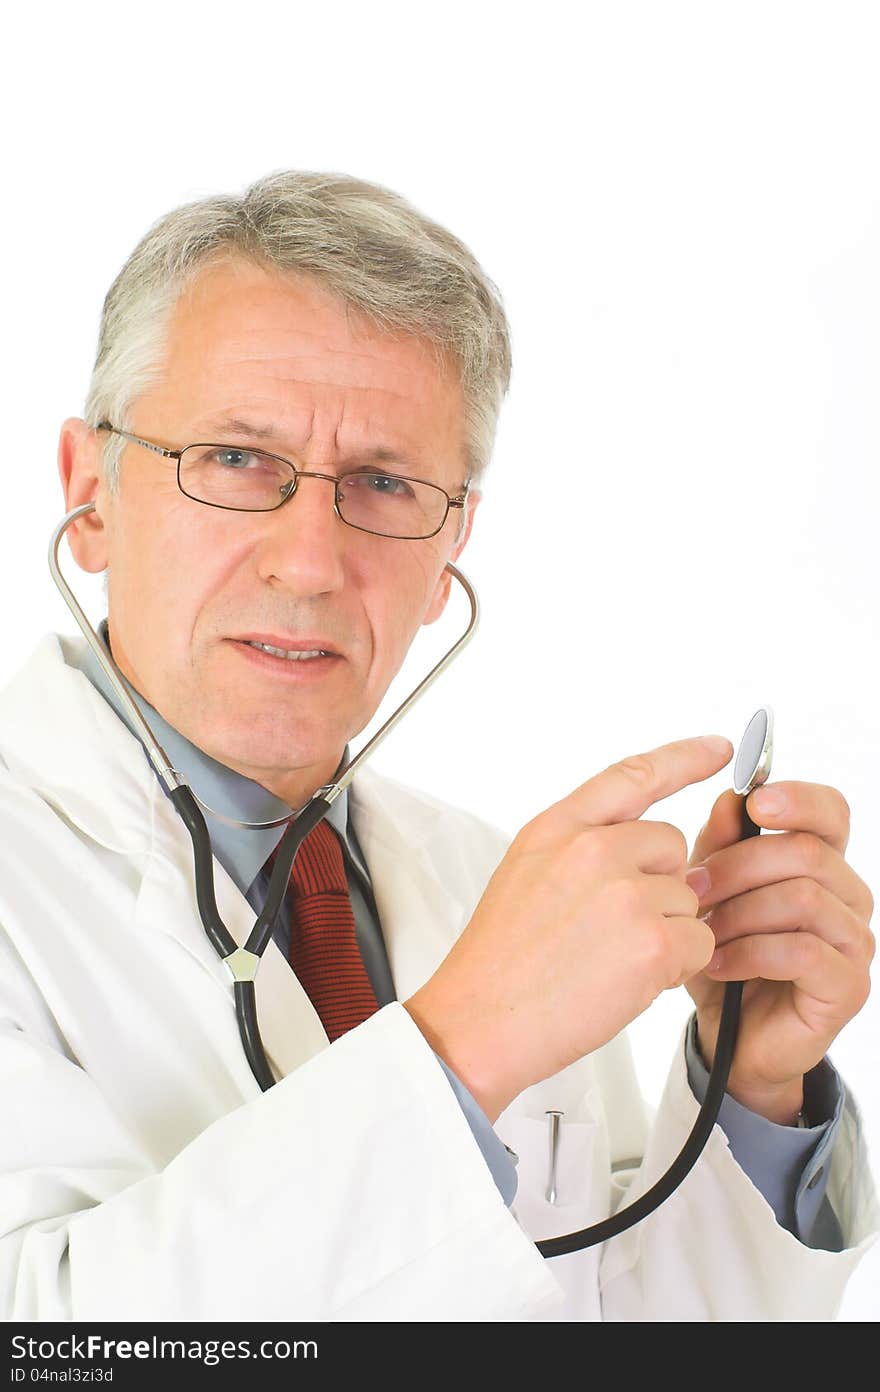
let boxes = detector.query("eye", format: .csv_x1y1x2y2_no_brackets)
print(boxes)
345,472,415,498
214,448,259,471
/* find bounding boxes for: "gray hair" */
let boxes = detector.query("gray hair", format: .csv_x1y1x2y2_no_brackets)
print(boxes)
83,170,512,533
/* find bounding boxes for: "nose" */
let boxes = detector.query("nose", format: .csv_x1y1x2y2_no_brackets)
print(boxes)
254,471,347,596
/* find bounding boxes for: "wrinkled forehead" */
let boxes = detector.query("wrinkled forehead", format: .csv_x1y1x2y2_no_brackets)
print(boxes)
138,256,467,465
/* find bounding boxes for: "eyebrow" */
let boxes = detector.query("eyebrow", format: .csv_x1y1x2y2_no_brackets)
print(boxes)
193,415,420,473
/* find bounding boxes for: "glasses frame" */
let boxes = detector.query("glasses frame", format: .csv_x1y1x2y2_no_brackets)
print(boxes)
95,422,470,541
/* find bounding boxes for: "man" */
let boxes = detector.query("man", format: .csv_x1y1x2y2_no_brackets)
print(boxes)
1,171,876,1321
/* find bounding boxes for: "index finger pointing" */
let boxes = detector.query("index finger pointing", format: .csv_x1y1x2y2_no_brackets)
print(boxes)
570,735,733,829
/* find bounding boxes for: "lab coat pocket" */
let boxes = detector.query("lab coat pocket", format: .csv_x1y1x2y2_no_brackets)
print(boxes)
502,1109,608,1242
499,1109,608,1322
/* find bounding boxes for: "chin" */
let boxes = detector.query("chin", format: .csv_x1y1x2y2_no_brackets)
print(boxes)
212,723,341,774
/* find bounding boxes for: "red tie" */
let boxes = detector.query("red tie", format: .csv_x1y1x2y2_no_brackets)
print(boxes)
272,820,380,1042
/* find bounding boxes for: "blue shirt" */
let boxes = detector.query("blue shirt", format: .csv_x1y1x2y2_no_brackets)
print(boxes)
72,621,843,1248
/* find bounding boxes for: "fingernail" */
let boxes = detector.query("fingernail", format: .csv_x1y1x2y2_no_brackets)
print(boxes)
700,736,730,756
753,787,786,814
686,867,711,899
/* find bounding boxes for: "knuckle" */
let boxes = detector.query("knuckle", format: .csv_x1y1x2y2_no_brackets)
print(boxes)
691,921,717,976
639,917,672,976
853,972,872,1013
514,814,556,856
650,819,689,868
671,823,690,868
570,826,608,871
607,876,645,918
796,831,824,875
628,819,689,873
796,932,821,969
616,753,656,785
793,876,822,918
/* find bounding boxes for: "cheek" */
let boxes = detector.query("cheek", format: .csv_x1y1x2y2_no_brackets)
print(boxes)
109,501,244,649
374,547,443,656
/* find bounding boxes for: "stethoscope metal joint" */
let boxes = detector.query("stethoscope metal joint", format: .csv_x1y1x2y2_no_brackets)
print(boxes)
49,500,772,1258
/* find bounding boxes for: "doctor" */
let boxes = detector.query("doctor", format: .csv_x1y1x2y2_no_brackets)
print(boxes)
1,170,877,1322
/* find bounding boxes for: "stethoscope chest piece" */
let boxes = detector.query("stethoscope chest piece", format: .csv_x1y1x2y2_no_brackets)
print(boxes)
733,705,774,796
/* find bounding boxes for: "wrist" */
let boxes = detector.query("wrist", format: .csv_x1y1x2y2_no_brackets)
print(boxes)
693,1017,805,1125
403,985,511,1124
724,1077,805,1126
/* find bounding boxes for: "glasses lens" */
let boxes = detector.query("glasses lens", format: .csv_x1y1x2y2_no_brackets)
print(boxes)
179,447,451,537
179,445,294,511
337,472,447,538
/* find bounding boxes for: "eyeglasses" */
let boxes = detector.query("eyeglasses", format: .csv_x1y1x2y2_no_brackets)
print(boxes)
95,423,470,541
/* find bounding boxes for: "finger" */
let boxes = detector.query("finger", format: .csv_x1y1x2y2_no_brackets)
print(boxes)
705,931,869,1014
554,735,733,833
689,831,870,918
601,874,711,975
705,879,874,962
595,819,692,877
689,788,744,868
637,871,703,920
744,781,852,855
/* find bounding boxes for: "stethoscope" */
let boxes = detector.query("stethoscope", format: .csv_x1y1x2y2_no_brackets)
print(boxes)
50,501,773,1259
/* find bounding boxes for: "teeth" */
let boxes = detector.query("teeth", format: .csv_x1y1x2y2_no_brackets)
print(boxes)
246,642,329,660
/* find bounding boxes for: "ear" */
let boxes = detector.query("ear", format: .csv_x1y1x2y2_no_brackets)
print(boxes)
422,488,482,626
58,418,112,573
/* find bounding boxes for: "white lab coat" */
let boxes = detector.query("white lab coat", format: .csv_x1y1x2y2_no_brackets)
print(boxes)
0,632,877,1322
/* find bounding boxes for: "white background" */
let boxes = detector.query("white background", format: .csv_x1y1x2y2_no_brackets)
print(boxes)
3,0,878,1319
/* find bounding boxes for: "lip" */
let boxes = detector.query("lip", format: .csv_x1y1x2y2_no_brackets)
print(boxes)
232,633,342,655
231,641,344,679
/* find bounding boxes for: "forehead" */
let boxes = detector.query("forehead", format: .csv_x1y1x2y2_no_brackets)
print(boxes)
146,256,466,462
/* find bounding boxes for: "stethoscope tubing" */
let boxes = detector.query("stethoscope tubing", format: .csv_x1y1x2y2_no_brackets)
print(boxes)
49,500,757,1258
173,751,753,1258
535,801,758,1256
170,778,333,1091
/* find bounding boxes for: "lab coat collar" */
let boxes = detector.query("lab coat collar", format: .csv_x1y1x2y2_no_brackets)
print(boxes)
0,632,470,1076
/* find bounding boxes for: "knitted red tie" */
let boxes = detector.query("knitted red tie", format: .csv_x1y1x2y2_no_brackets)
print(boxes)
272,819,380,1043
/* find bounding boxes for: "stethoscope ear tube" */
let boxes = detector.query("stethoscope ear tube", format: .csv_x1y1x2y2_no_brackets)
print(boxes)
170,782,279,1089
169,785,237,958
51,498,772,1258
170,782,335,1092
245,795,333,960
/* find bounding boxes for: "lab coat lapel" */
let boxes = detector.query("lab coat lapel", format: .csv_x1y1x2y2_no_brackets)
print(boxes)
0,634,468,1082
0,636,329,1082
144,764,470,1082
0,633,158,855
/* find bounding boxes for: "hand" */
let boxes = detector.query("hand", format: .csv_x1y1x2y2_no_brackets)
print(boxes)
404,735,732,1123
685,782,875,1124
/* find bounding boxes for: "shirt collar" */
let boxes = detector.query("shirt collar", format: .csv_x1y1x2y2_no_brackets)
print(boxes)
71,620,357,896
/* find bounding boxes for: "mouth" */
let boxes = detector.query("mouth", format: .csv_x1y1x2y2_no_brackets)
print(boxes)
228,638,344,679
241,640,335,661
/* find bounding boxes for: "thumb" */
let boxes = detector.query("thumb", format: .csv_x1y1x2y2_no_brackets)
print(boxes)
688,787,744,871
